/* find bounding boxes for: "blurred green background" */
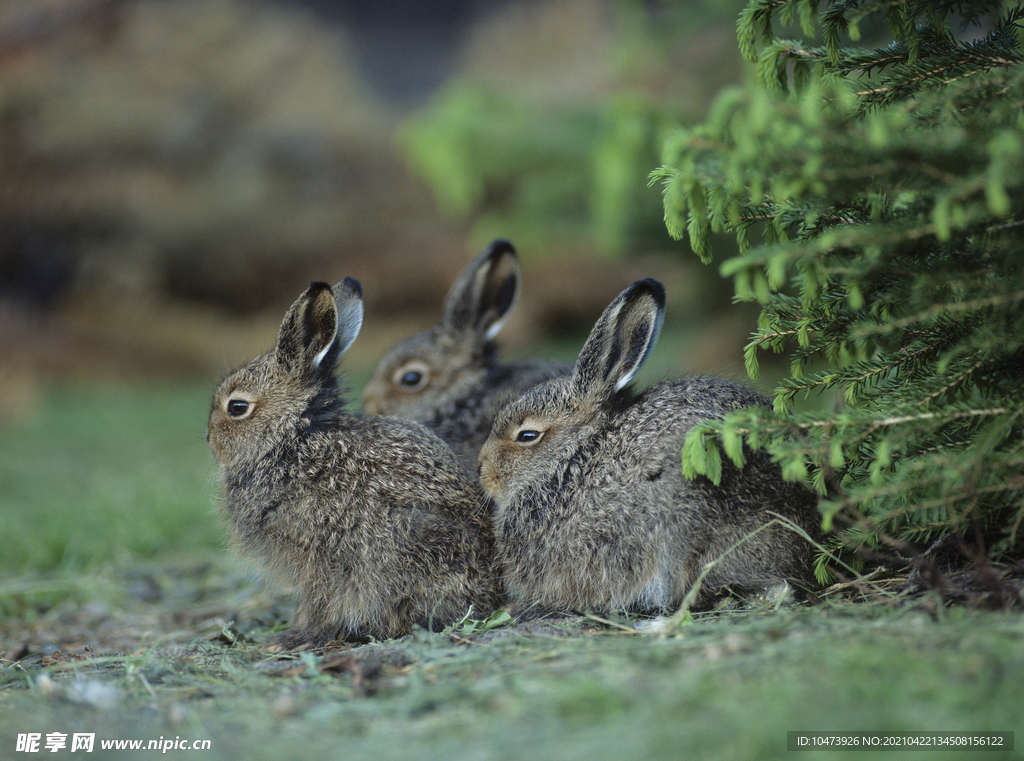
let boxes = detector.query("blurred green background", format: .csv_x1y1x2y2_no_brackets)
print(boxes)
1,0,767,582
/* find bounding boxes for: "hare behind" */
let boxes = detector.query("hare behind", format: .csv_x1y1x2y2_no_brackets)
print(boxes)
362,240,569,472
208,278,502,652
478,278,820,615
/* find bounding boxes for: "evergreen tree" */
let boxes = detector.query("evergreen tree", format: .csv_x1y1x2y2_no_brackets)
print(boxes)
652,0,1024,582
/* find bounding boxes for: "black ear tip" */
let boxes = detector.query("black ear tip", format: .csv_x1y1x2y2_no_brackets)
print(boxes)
633,278,666,307
486,239,517,258
307,281,334,296
340,276,363,298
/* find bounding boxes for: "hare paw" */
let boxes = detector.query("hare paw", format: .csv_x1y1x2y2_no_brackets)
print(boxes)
261,627,329,654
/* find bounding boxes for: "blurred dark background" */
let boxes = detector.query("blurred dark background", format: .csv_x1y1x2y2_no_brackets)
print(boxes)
0,0,754,421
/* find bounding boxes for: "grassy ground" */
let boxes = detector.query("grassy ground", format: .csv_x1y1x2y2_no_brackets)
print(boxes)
1,381,1022,761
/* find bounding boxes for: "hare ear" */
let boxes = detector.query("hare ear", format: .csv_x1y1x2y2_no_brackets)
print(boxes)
571,278,665,399
275,282,341,374
330,277,364,358
440,239,520,341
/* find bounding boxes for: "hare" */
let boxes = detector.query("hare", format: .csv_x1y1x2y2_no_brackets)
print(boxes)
208,278,503,652
478,278,820,616
362,239,569,472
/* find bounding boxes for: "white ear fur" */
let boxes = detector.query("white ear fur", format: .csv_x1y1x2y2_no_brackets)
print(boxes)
329,277,364,362
483,305,514,341
613,367,639,393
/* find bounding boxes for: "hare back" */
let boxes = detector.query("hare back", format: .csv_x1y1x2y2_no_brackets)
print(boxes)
634,376,819,594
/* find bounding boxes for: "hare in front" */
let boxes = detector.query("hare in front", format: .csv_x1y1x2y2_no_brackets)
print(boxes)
362,240,569,473
478,278,820,616
208,278,502,652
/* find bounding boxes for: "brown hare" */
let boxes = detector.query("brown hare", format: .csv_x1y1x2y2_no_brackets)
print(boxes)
362,240,569,472
208,278,502,652
478,278,820,616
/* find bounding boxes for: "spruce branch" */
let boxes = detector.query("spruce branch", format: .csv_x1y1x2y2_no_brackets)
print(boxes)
853,289,1024,335
663,0,1024,568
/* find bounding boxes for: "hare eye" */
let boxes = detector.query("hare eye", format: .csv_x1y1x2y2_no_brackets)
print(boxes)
400,370,423,387
515,429,542,444
394,361,429,391
227,399,250,417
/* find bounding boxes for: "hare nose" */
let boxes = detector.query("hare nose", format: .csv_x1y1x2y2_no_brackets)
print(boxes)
361,387,381,415
477,458,502,500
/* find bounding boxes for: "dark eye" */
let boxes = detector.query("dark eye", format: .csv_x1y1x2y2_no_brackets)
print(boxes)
394,362,430,391
515,429,542,444
227,399,250,417
400,370,423,387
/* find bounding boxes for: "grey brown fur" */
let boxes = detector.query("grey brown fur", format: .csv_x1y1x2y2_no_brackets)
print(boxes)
478,278,820,615
208,279,502,652
362,240,569,472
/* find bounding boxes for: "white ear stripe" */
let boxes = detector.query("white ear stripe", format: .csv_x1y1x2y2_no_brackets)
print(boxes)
613,368,638,393
484,311,511,341
312,335,336,369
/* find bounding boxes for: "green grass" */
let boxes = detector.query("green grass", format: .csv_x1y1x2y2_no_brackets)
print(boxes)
0,381,222,576
2,606,1021,761
1,382,1022,761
